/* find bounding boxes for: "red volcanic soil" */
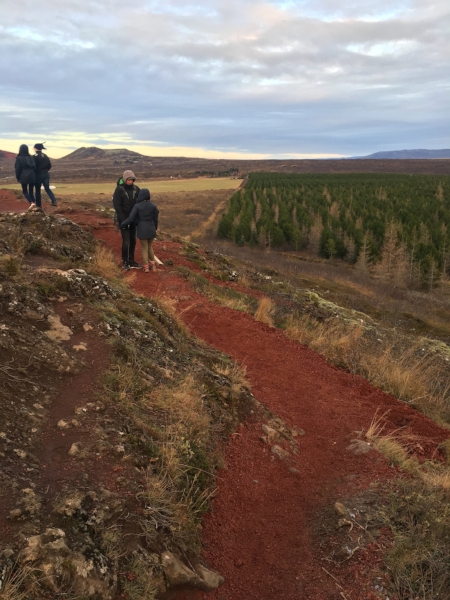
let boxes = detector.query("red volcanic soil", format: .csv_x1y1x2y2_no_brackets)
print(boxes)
89,213,448,600
1,191,449,600
0,149,15,159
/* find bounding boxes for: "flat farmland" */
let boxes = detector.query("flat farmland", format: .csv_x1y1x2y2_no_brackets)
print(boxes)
26,187,236,241
1,177,242,195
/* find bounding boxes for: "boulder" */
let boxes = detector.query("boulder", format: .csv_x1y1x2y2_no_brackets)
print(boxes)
161,552,224,591
194,563,225,590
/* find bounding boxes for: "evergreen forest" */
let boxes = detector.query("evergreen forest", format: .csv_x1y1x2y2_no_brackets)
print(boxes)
217,173,450,287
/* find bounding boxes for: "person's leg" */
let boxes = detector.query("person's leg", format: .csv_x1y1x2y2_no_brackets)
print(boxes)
141,239,149,265
28,184,36,204
128,224,137,263
121,227,130,266
42,175,57,205
148,239,155,261
34,180,42,207
148,239,156,269
21,183,33,204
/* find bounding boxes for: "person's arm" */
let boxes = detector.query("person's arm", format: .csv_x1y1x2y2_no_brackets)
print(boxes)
15,158,21,182
121,204,138,228
112,188,126,223
154,206,159,231
47,156,52,171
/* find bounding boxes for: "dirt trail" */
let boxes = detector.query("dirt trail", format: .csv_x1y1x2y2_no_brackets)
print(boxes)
89,221,448,600
2,194,449,600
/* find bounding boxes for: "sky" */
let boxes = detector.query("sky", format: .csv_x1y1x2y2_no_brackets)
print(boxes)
1,0,449,158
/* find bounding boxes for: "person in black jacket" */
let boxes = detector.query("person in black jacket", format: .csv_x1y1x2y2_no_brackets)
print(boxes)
120,188,159,273
15,144,36,208
112,170,141,270
33,143,57,207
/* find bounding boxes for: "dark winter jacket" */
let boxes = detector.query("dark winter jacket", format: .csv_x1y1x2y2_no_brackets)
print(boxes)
15,145,36,185
34,152,52,179
120,189,159,240
112,177,140,224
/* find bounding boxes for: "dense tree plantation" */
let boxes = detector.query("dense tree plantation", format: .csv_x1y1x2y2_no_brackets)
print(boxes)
217,173,450,287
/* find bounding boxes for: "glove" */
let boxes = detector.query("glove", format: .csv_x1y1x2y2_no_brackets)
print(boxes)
120,223,129,230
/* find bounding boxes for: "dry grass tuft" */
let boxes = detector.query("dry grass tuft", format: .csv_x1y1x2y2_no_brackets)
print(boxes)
91,245,122,280
150,291,192,338
147,374,211,444
254,297,275,327
214,361,249,395
364,411,450,597
0,565,37,600
285,314,449,420
121,556,159,600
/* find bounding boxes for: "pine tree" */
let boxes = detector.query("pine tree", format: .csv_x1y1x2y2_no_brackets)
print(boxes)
374,221,407,286
436,182,445,202
355,234,371,275
308,215,324,255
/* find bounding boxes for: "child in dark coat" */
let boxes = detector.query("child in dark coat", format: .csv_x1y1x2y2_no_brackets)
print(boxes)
120,188,159,272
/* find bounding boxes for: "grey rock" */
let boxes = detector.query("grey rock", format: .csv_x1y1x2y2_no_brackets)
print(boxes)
161,551,196,587
194,564,225,591
346,439,372,455
20,528,117,598
271,445,290,461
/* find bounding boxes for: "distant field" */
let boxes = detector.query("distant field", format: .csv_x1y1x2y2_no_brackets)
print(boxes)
1,177,242,195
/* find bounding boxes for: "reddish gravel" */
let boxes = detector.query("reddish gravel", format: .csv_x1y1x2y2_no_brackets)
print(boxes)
90,218,449,600
2,192,449,600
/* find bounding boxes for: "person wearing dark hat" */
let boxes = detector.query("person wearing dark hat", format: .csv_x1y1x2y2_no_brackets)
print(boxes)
33,143,57,207
112,170,141,270
120,188,159,273
15,144,36,208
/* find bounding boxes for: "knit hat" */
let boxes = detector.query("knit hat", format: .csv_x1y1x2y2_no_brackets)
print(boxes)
123,170,136,181
34,143,46,151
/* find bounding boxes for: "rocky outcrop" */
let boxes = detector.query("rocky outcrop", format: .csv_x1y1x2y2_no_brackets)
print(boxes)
20,528,117,598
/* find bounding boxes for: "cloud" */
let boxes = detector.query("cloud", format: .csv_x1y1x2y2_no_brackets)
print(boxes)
0,0,449,157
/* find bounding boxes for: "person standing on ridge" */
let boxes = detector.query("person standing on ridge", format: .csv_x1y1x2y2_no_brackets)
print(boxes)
112,170,141,270
34,143,57,207
15,144,36,209
120,188,159,273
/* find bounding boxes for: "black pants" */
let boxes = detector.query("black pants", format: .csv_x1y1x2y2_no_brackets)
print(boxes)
121,224,137,263
21,183,35,204
35,174,57,207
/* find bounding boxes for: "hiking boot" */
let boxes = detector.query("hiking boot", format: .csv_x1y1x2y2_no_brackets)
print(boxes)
129,260,142,269
27,203,36,211
149,261,156,271
142,264,150,273
122,261,130,271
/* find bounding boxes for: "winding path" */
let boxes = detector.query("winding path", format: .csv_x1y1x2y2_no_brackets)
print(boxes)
1,194,448,600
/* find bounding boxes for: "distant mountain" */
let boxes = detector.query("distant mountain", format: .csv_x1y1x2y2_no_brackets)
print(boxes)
60,147,146,160
351,149,450,159
0,150,16,160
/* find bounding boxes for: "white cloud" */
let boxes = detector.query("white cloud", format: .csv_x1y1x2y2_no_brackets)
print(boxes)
0,0,449,156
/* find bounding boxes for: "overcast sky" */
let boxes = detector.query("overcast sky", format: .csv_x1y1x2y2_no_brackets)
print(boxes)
1,0,449,158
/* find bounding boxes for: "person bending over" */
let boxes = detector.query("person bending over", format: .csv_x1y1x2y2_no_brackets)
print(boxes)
15,144,36,208
120,188,159,273
34,143,57,207
112,170,141,269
